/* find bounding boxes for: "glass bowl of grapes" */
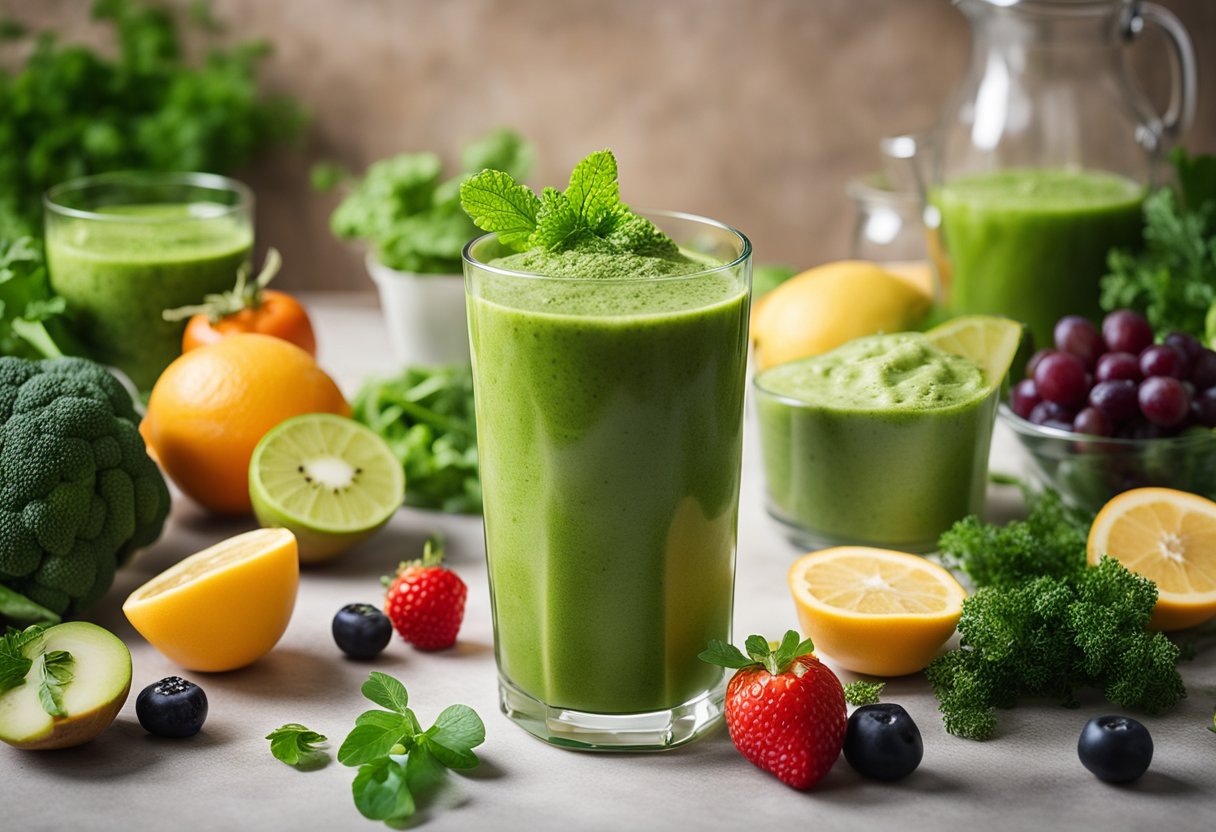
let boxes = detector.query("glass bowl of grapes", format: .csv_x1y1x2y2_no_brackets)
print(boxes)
999,309,1216,514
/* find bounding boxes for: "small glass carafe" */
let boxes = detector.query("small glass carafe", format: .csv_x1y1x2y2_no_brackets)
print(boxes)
928,0,1196,350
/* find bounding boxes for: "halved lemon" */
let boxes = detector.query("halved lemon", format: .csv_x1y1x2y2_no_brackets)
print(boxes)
1087,487,1216,631
123,528,299,671
924,314,1023,390
788,547,967,676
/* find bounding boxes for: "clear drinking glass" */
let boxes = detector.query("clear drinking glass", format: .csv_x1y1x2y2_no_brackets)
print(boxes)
44,171,254,390
464,211,751,750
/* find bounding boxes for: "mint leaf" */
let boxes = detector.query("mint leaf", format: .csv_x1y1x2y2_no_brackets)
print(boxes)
405,745,448,796
0,625,45,695
697,639,755,669
362,672,410,714
422,704,485,769
266,723,329,769
843,680,885,707
338,710,415,767
564,149,619,231
460,170,540,251
530,187,583,251
38,650,73,718
744,634,771,664
352,757,414,822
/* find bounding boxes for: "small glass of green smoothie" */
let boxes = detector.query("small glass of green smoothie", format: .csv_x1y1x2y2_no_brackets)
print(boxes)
44,171,254,390
755,332,1000,553
464,207,751,750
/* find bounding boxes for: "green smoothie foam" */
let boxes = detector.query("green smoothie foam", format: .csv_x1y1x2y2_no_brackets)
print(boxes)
933,168,1144,350
756,333,997,551
46,203,252,389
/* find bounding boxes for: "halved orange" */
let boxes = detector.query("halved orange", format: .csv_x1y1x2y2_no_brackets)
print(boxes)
1087,487,1216,631
788,547,967,676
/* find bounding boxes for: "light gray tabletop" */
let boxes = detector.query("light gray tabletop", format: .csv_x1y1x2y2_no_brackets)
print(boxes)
6,294,1213,832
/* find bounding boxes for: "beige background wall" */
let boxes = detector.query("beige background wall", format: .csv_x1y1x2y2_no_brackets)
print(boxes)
5,0,1215,291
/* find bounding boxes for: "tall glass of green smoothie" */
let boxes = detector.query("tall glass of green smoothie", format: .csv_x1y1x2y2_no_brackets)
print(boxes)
44,172,254,390
461,152,750,749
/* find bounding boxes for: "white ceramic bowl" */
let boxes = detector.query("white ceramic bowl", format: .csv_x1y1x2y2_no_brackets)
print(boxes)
366,253,470,365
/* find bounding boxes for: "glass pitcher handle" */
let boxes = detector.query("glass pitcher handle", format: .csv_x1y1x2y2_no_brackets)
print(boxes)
1125,1,1197,141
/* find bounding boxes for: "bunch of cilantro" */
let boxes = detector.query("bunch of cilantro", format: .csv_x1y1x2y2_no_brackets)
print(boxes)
1099,148,1216,341
352,365,480,513
0,0,304,240
326,129,533,274
928,486,1186,740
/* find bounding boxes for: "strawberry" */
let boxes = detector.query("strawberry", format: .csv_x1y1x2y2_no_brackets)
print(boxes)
383,535,467,650
700,630,846,790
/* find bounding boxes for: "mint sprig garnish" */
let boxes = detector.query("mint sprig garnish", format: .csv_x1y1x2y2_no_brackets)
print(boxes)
266,723,329,769
276,671,485,827
460,149,677,256
699,630,816,676
0,624,44,694
37,649,73,718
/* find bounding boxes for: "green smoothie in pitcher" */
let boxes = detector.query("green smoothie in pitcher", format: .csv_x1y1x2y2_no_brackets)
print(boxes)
461,152,750,747
933,168,1144,349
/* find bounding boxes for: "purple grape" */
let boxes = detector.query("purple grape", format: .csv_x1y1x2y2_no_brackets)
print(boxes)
1054,316,1104,368
1138,376,1190,427
1088,379,1139,423
1010,379,1042,420
1072,407,1111,437
1029,400,1076,427
1140,344,1187,379
1102,310,1154,354
1164,331,1203,363
1095,351,1142,383
1190,349,1216,389
1025,348,1054,380
1193,388,1216,427
1034,351,1089,408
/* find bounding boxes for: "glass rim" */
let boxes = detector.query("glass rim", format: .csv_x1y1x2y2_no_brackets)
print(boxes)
998,403,1216,447
846,171,922,209
461,208,752,283
959,0,1126,16
43,170,253,224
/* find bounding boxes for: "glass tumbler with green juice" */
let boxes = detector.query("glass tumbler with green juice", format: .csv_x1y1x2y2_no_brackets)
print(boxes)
44,172,253,390
927,0,1195,350
463,161,751,750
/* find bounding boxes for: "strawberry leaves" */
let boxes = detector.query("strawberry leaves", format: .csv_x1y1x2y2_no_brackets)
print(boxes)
699,630,816,676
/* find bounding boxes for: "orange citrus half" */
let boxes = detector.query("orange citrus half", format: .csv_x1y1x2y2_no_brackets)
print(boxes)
123,528,299,671
1087,487,1216,631
788,546,967,676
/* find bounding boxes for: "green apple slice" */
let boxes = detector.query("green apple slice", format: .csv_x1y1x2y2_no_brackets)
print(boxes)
0,622,132,750
249,413,405,564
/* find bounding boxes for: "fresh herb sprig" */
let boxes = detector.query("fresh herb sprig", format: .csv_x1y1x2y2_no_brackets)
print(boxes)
1099,148,1216,341
352,365,480,513
842,680,885,707
1,624,76,719
0,237,78,360
274,672,485,827
460,149,677,257
37,650,73,718
0,624,44,694
266,723,329,770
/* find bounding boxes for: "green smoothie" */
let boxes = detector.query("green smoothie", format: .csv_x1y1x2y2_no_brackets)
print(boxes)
468,247,748,715
755,333,997,551
45,203,252,389
932,168,1144,350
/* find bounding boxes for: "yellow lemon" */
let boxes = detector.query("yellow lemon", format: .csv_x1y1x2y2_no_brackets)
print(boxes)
788,547,967,676
123,528,299,671
1088,487,1216,631
751,260,931,370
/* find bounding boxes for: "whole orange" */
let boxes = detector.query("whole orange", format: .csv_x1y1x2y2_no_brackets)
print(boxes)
141,333,350,515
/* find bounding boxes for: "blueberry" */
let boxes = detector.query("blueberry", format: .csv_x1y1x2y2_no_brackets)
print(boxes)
136,676,208,738
843,703,923,781
1077,715,1153,783
333,603,392,660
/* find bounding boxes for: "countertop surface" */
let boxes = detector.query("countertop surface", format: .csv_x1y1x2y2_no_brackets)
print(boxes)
5,294,1214,832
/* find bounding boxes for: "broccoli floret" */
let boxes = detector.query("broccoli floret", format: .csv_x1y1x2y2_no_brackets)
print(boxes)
0,356,170,621
925,557,1185,740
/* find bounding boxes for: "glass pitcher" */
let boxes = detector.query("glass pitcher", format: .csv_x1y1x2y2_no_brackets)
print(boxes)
928,0,1196,351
